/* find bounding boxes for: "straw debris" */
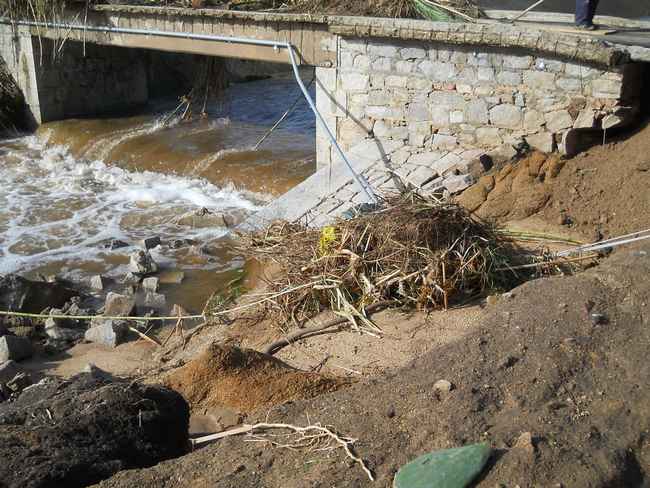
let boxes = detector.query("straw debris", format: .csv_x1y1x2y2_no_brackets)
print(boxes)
241,194,524,332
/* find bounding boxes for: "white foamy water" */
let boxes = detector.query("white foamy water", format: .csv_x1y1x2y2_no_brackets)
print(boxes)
0,135,263,277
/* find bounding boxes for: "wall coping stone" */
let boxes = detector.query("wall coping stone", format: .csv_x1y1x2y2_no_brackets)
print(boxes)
91,5,650,67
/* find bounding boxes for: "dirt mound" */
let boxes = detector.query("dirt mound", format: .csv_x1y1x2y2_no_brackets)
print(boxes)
457,122,650,240
0,373,189,488
163,343,349,413
92,241,650,488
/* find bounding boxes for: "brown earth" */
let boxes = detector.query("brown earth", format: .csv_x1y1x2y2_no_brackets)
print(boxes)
457,122,650,241
163,342,349,414
93,239,650,488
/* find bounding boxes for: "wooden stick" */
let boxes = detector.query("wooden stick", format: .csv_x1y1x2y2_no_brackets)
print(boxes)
509,0,545,23
128,327,161,347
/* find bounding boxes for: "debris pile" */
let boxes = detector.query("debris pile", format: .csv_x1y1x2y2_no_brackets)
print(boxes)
243,194,523,331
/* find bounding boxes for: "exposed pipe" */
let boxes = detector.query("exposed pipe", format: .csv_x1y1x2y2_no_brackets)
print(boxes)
0,18,378,204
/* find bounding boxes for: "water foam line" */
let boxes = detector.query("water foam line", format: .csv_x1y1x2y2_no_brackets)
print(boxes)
0,18,378,205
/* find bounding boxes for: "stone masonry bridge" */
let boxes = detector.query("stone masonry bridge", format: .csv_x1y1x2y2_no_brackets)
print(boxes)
2,6,649,227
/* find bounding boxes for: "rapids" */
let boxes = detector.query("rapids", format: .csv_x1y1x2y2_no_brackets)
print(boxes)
0,72,315,311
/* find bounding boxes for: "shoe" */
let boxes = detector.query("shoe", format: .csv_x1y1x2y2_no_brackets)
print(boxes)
576,23,598,31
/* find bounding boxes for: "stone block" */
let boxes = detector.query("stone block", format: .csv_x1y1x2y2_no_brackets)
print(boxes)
465,99,489,125
366,106,404,120
395,60,415,74
467,52,490,67
418,60,457,81
524,109,545,131
502,54,533,70
497,70,522,86
432,152,463,175
90,275,105,291
456,67,477,83
545,110,574,132
477,67,495,82
476,127,502,145
144,292,166,309
386,75,408,88
372,57,393,72
450,52,468,64
407,77,431,90
432,134,458,150
450,111,464,124
353,55,371,71
84,321,128,348
407,103,430,122
340,38,366,53
0,336,32,362
430,106,450,127
400,47,426,60
556,77,582,92
368,42,398,58
590,78,621,98
489,104,523,129
103,292,136,318
534,58,565,73
429,91,466,110
340,72,369,91
442,174,474,193
526,132,555,153
573,109,596,129
523,71,556,91
142,277,159,292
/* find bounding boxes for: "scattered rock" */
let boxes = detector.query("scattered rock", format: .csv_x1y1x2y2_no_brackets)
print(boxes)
90,274,106,291
141,236,162,250
159,270,185,284
102,292,136,319
486,295,499,306
499,355,519,369
168,238,199,249
122,272,142,285
45,320,84,342
0,375,189,488
433,379,454,394
386,405,396,418
0,274,77,313
590,313,608,325
100,238,130,250
142,277,159,292
144,292,166,309
514,431,536,456
5,371,31,394
128,250,158,276
84,320,129,348
0,335,32,362
0,360,23,384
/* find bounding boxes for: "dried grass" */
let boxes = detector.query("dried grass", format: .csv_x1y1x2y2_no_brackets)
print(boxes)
241,194,525,331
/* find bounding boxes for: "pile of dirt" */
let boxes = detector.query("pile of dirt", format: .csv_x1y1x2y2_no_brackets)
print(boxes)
457,122,650,240
93,239,650,488
163,343,349,413
0,373,189,488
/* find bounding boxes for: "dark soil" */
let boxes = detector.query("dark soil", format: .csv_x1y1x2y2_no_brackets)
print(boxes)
163,343,350,414
0,374,190,488
92,240,650,488
457,122,650,241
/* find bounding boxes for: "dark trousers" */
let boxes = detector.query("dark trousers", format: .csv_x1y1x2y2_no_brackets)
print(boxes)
576,0,600,25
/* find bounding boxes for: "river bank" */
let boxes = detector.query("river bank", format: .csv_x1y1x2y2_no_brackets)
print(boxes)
1,118,649,487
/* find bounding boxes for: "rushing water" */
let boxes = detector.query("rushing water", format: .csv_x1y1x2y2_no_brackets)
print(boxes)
0,72,315,311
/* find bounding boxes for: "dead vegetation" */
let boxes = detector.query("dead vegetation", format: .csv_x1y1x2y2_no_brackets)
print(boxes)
240,194,529,337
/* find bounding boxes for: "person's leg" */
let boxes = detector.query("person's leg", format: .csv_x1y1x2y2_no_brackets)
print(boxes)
575,0,590,25
588,0,600,24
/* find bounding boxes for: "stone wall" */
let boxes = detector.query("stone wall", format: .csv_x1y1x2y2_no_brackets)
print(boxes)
0,26,149,123
251,36,645,229
317,36,642,170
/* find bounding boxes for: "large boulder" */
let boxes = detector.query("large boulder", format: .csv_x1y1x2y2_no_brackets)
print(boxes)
0,274,77,314
0,374,189,488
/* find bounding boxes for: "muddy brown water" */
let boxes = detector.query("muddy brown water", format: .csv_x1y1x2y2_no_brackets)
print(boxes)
0,72,315,312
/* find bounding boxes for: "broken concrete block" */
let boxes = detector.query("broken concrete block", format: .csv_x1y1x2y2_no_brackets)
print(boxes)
0,335,33,362
144,292,166,309
128,250,158,276
90,275,105,291
140,236,162,250
84,320,128,348
442,174,474,194
103,292,136,318
142,277,159,292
